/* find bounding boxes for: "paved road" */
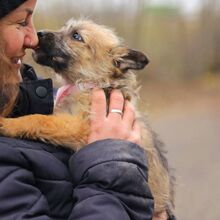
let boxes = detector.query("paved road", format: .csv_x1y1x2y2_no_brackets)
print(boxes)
149,100,220,220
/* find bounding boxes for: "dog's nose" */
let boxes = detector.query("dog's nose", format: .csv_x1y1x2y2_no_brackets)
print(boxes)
37,31,46,39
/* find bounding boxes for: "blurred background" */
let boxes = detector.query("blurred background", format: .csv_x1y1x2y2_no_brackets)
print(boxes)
24,0,220,219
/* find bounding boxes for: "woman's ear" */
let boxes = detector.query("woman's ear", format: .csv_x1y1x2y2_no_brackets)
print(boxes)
112,47,149,72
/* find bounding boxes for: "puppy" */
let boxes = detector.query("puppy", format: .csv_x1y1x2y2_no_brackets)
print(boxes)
0,19,175,218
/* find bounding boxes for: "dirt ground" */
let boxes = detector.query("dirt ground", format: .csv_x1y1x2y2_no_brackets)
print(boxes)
140,80,220,220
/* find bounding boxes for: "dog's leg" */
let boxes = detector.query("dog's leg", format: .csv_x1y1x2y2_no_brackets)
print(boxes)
0,113,89,150
139,119,172,215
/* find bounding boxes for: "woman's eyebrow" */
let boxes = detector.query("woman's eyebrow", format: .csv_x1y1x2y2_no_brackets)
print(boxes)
24,8,33,15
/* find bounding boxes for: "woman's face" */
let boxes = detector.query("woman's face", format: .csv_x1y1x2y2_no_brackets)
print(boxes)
0,0,38,70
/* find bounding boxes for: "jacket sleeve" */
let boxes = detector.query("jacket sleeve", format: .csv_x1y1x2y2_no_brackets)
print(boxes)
11,64,54,118
0,139,154,220
68,139,154,220
0,142,54,220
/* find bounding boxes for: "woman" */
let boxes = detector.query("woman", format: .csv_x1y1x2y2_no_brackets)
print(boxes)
0,0,168,219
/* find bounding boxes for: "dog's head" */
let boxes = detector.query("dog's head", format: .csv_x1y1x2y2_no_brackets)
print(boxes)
33,19,149,84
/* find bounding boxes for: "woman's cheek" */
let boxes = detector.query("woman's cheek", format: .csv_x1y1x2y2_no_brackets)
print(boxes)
3,29,24,58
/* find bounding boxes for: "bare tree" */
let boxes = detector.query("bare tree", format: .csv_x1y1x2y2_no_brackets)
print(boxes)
130,0,146,47
199,0,220,74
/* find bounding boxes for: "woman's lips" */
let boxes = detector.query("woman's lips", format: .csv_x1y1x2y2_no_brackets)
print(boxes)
11,57,22,64
11,55,25,68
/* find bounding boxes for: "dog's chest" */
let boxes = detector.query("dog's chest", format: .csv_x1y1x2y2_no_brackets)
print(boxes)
55,92,91,115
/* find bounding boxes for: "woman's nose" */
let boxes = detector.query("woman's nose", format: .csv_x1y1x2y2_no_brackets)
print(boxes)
24,29,39,49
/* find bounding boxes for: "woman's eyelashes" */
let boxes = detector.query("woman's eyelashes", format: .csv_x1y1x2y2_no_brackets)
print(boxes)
18,20,28,27
17,15,31,28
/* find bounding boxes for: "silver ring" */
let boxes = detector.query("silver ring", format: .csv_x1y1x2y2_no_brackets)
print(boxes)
110,109,123,115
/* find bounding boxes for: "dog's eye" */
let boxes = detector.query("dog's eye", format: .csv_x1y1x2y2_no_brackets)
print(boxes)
72,32,84,42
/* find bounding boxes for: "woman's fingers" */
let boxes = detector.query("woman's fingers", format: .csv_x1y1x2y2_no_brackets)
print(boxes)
130,119,141,145
108,90,124,120
90,89,107,120
88,89,142,146
123,101,135,129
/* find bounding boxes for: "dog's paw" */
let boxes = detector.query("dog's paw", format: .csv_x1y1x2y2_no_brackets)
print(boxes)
0,118,24,137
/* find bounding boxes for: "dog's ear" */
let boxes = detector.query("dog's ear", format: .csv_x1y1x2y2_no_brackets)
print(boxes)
111,47,149,72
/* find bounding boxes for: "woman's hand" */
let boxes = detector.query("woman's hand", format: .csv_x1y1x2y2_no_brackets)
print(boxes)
88,89,141,145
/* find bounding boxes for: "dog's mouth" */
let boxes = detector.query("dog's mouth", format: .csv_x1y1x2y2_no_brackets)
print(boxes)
33,47,71,73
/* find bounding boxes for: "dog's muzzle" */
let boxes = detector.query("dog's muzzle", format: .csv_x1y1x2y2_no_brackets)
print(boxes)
32,31,71,73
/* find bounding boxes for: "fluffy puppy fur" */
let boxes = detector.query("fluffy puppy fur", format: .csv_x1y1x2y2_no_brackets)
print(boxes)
0,19,175,217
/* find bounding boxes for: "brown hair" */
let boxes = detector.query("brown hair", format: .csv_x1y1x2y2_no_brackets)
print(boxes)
0,43,19,117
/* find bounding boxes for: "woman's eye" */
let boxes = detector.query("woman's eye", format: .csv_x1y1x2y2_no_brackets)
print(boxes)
18,20,28,27
72,32,83,42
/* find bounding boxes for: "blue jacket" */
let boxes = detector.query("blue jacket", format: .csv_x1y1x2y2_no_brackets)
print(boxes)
0,65,154,219
0,137,154,220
